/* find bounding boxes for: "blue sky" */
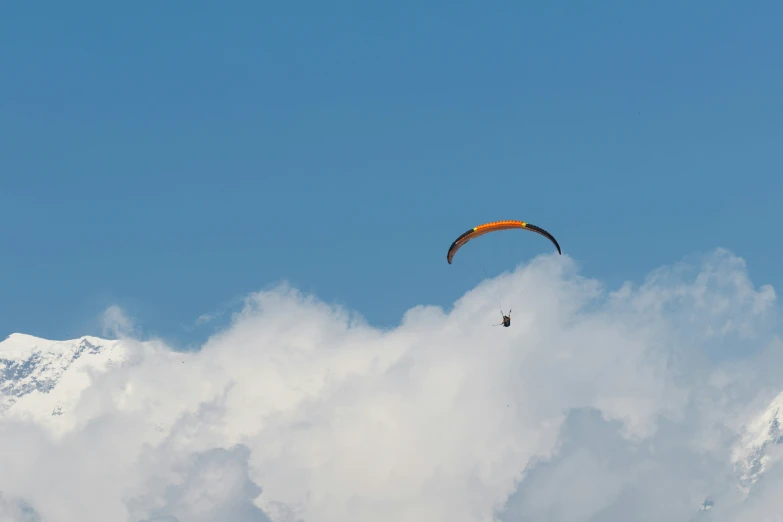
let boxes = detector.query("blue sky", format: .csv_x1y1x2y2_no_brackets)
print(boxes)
2,2,781,348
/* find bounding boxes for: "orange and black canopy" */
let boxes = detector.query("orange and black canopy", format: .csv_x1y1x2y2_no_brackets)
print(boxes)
446,220,561,264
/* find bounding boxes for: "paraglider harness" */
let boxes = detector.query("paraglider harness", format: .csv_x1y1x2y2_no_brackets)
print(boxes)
495,310,511,327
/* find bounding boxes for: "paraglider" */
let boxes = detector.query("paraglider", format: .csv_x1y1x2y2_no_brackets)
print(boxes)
496,310,511,327
446,220,561,327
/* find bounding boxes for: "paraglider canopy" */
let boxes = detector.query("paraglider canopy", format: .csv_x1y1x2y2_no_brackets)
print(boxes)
446,220,561,264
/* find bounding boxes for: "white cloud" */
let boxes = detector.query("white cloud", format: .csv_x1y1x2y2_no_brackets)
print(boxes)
102,305,137,339
1,249,782,521
194,313,215,326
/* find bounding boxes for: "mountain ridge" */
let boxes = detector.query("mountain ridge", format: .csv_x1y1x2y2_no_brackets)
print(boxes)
0,332,131,422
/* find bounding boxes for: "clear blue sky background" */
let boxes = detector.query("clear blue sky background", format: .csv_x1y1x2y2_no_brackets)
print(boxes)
2,2,781,348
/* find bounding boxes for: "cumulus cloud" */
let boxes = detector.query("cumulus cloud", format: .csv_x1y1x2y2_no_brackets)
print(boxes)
102,305,137,339
128,445,271,522
1,248,782,521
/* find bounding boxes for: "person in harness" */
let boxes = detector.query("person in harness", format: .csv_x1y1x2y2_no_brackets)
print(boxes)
497,310,511,327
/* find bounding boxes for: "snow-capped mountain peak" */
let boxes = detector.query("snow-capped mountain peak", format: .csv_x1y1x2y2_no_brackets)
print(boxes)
1,332,113,360
0,333,129,422
732,390,783,495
